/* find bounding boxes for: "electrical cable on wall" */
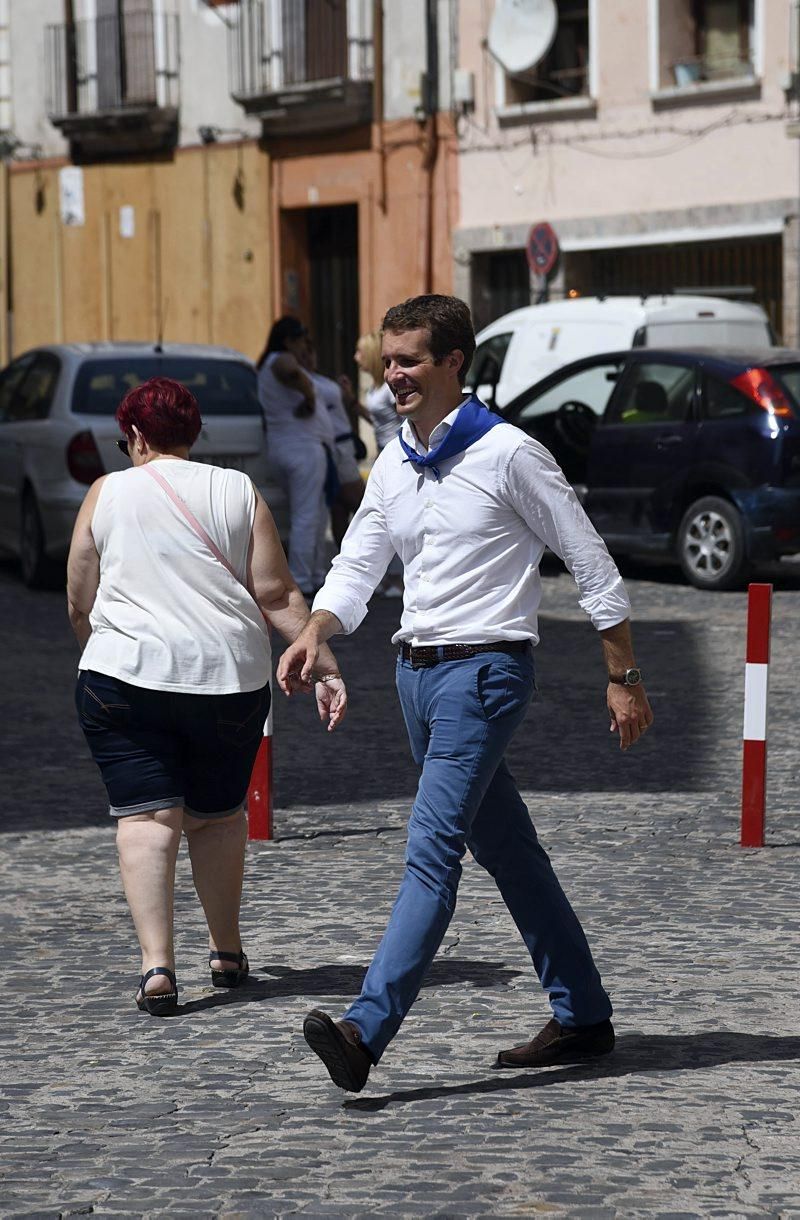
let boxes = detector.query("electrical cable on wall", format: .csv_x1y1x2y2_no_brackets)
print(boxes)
457,106,792,161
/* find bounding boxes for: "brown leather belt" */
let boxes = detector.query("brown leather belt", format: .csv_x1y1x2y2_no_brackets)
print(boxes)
399,640,531,670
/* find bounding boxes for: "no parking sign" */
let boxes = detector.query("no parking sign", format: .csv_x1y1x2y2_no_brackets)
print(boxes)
526,221,559,278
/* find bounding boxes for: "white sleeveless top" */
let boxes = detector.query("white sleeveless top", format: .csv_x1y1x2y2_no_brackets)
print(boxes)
79,461,271,694
258,353,335,447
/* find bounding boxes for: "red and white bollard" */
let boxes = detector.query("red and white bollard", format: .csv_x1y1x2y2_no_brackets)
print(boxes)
741,583,772,848
247,693,273,841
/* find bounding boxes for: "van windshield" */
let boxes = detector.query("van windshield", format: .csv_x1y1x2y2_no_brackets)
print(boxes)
468,333,513,388
72,358,260,416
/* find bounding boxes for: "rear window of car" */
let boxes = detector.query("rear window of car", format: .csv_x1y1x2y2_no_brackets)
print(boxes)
71,358,260,416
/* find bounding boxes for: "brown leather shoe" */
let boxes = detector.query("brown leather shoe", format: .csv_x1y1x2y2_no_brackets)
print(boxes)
303,1009,372,1092
494,1017,615,1069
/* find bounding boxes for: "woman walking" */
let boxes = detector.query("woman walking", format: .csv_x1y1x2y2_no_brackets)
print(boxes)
67,377,346,1014
256,317,336,596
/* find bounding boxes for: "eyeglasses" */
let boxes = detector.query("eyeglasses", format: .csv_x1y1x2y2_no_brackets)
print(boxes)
116,438,130,456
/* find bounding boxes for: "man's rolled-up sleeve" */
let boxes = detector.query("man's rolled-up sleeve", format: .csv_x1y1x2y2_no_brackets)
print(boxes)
312,459,397,634
503,438,632,631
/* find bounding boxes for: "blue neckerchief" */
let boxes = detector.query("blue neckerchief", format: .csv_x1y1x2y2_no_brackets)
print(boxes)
398,395,506,480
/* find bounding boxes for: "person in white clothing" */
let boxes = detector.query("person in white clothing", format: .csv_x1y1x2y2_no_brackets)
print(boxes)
67,376,346,1016
300,340,365,548
256,317,335,595
353,330,402,453
341,330,403,596
277,295,654,1093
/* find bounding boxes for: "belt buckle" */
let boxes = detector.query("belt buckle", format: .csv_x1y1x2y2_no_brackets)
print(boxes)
452,644,476,659
407,645,435,670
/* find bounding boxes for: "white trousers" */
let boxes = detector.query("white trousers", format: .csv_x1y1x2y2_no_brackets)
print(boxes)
272,442,329,593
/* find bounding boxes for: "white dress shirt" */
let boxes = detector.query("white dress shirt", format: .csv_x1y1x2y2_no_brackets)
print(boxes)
313,403,631,645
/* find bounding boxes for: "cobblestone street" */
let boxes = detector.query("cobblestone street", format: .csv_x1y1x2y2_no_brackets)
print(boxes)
2,557,800,1218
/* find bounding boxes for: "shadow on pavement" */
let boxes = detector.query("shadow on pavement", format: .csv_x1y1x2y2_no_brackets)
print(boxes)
177,958,522,1016
271,611,714,804
344,1031,800,1113
2,556,788,831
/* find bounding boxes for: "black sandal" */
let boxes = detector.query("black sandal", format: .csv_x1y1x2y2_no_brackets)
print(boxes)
136,967,178,1016
209,950,249,988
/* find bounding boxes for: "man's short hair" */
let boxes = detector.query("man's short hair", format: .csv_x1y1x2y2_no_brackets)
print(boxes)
381,295,476,387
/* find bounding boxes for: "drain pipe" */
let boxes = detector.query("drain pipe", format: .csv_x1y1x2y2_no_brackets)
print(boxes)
419,0,439,294
372,0,386,213
0,0,11,365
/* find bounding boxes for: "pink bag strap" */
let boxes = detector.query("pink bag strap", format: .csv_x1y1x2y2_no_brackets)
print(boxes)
143,464,239,584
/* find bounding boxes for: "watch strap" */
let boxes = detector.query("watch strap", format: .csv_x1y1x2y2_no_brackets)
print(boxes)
608,668,642,686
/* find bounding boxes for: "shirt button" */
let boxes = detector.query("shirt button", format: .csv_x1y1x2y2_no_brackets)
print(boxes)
425,499,434,508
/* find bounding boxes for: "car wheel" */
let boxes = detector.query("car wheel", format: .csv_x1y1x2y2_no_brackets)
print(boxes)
20,492,61,589
677,495,750,591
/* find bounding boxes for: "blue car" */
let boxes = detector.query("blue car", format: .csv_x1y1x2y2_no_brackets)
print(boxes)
499,346,800,590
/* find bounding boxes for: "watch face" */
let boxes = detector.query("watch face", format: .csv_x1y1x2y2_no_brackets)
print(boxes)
625,668,642,686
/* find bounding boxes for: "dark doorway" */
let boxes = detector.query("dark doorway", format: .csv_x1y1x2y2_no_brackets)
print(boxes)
307,204,359,383
471,250,531,332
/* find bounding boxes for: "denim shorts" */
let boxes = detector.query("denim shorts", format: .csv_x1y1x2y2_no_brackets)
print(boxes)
76,670,271,819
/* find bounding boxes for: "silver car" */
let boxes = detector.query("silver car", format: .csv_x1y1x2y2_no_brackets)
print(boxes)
0,342,288,587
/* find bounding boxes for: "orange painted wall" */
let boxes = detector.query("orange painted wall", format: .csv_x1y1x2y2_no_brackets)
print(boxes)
6,115,459,363
271,114,457,334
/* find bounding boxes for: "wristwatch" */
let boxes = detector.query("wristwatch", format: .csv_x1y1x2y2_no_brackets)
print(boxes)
608,667,642,687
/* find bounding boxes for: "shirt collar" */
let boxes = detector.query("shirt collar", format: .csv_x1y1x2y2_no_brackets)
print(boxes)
400,399,469,454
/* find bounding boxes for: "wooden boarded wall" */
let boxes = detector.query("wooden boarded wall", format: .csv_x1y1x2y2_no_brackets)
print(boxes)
8,142,272,362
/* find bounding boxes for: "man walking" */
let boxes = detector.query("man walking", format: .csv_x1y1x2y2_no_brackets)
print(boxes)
277,294,653,1092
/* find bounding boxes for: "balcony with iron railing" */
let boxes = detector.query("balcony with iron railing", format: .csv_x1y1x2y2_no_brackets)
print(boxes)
45,9,179,160
229,0,373,137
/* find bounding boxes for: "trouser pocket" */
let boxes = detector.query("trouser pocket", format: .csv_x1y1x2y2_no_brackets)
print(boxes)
77,671,133,728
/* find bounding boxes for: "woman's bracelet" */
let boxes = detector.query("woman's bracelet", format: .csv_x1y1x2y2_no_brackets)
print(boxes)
314,672,342,683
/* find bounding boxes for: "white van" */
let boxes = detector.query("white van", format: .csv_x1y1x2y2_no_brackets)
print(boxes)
469,295,775,409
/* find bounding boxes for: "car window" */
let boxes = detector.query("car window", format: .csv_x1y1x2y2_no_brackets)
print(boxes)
468,333,513,388
771,365,800,414
0,354,35,422
607,361,695,426
7,353,61,421
71,358,260,416
703,374,752,420
516,360,624,424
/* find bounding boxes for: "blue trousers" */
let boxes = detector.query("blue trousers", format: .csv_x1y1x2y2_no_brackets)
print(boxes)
344,648,612,1061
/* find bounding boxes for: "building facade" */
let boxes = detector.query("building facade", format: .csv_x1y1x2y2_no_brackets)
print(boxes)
455,0,800,344
1,0,458,380
4,1,800,368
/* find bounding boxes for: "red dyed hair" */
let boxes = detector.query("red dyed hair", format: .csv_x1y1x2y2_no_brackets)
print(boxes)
116,377,202,450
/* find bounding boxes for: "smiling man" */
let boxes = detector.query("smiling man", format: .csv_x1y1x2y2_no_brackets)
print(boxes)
277,294,653,1093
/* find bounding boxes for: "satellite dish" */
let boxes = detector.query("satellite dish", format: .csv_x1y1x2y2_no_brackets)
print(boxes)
488,0,558,76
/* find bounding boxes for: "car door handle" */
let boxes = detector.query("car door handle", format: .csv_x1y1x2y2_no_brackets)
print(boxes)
655,434,683,447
